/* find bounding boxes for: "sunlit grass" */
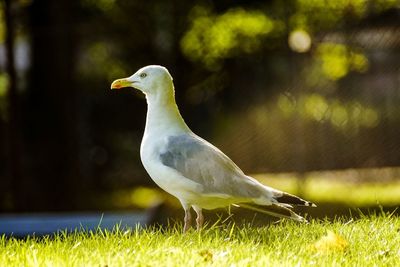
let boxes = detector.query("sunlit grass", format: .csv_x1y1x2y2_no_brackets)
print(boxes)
1,214,399,266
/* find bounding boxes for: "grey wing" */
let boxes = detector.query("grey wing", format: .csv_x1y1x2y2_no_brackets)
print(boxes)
159,134,270,199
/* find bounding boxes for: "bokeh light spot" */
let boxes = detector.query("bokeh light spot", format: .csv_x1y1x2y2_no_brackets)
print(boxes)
289,29,312,53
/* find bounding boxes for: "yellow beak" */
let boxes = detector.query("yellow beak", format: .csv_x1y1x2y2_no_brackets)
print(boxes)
110,78,132,89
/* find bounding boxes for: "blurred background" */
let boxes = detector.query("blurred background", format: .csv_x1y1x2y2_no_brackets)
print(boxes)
1,0,400,221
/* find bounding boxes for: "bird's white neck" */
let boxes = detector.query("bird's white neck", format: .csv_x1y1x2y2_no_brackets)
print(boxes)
143,86,190,139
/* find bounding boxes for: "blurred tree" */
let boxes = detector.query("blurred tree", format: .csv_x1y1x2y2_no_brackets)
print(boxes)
2,0,23,210
0,0,399,211
22,0,81,211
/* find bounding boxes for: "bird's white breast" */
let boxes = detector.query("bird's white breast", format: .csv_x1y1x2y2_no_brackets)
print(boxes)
140,134,201,201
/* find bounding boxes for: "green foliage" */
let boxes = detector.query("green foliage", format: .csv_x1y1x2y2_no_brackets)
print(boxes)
1,215,399,266
0,73,8,97
0,2,7,121
294,0,398,30
0,2,4,44
277,93,379,131
315,43,368,80
181,6,277,70
81,0,116,12
78,42,128,82
0,73,9,121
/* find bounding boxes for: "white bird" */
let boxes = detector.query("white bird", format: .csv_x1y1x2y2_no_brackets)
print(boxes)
111,65,315,232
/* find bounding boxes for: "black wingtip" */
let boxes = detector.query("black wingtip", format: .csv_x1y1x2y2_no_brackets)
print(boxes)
303,201,317,207
239,203,308,223
275,192,316,207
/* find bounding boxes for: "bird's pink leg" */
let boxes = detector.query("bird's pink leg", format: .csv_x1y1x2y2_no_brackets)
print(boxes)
183,208,192,232
193,206,204,231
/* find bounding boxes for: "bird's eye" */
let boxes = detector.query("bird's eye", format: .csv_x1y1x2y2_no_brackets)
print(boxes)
140,73,147,78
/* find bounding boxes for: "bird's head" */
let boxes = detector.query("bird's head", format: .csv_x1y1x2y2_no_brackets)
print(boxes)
111,65,173,95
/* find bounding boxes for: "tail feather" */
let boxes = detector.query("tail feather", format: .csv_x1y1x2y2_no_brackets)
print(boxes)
238,203,308,223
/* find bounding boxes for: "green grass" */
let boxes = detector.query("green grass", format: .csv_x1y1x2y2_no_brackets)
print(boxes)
1,213,399,266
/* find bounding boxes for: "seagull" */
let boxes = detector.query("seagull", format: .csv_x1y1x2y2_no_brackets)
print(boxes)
111,65,315,231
